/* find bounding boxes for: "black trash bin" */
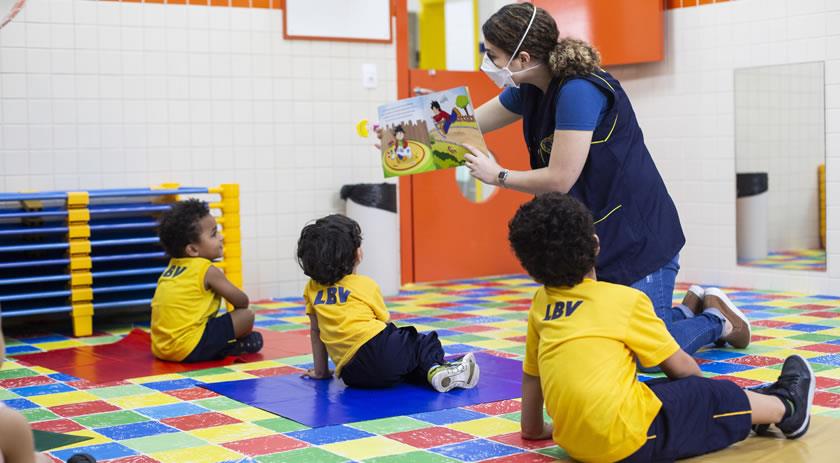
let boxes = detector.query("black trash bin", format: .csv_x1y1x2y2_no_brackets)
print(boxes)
736,173,768,261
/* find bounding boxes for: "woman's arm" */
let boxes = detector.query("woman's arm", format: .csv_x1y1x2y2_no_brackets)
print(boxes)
475,96,521,133
464,128,592,195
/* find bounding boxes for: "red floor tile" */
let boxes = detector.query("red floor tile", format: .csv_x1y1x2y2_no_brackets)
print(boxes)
752,320,792,328
729,355,784,367
109,457,161,463
813,391,840,408
491,432,556,450
438,313,477,320
799,343,840,353
0,375,56,389
164,387,219,401
484,452,556,463
30,419,86,433
466,400,522,415
452,325,496,333
222,434,308,456
805,311,840,318
386,426,473,448
816,377,840,389
711,376,764,388
49,400,120,417
246,366,305,378
161,412,242,431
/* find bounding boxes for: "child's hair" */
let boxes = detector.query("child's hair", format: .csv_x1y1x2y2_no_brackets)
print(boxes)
297,214,362,286
430,101,441,110
394,125,405,134
157,198,210,258
508,192,598,287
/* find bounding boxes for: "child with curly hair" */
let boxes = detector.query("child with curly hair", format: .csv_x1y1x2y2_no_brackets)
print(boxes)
297,214,478,392
509,193,815,462
151,199,262,362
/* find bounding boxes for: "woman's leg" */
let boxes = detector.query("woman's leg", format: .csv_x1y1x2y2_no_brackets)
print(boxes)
632,254,722,356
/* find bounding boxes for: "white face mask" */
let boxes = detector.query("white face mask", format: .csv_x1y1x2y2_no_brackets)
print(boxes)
481,5,540,89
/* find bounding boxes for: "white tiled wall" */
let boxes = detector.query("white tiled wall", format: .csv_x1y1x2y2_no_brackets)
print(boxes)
0,0,397,299
734,62,824,252
609,0,839,294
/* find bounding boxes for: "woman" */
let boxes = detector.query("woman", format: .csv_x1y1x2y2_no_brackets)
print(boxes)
467,4,732,357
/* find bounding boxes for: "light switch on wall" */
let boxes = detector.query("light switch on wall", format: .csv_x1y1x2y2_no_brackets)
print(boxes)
362,63,378,89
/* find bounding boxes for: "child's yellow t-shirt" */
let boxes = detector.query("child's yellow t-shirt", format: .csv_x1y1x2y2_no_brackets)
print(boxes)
524,278,679,463
304,274,389,377
151,257,222,361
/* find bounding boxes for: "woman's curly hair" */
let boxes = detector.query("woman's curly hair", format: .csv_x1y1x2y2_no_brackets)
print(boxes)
482,3,601,80
157,198,210,258
297,214,362,286
508,192,598,287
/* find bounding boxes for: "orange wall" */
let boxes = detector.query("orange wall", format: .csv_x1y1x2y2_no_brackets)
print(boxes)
666,0,729,8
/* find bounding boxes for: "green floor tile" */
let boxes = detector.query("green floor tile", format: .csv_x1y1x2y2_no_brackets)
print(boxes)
349,416,430,435
89,384,154,399
0,388,19,400
254,417,308,433
180,367,235,378
790,333,840,343
122,433,207,453
0,368,39,380
258,447,348,463
499,345,527,355
365,451,459,463
21,408,58,423
194,396,248,411
537,446,568,459
74,410,149,428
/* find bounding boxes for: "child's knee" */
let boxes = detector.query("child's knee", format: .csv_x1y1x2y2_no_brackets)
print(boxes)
232,308,255,331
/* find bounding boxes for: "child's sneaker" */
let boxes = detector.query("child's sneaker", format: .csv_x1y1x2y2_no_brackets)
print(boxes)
704,288,751,348
682,285,705,315
752,355,815,439
231,331,264,355
427,352,480,392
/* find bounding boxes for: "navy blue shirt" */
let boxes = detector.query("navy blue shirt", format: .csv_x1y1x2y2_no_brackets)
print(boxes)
499,79,608,131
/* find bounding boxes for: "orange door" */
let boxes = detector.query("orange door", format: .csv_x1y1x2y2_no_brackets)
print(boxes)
406,69,532,282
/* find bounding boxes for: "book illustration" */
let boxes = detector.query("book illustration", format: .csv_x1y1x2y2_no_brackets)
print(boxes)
377,87,489,178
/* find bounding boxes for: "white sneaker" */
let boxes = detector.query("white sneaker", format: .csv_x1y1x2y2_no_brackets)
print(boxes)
427,352,480,392
704,287,751,349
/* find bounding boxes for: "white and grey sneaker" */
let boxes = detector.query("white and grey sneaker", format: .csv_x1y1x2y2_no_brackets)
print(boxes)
427,352,480,392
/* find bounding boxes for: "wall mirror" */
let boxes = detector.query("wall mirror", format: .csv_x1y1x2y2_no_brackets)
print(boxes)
734,62,826,272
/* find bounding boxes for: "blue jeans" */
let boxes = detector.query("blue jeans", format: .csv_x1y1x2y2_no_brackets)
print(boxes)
631,254,722,358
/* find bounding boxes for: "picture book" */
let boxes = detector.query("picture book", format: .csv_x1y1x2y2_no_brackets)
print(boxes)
377,86,488,178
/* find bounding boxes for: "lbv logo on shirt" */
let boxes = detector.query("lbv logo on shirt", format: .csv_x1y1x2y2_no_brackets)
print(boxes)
314,287,351,305
161,265,187,278
544,300,583,320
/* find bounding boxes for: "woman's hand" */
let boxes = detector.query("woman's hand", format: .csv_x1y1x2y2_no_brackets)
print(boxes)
463,144,503,185
302,368,333,380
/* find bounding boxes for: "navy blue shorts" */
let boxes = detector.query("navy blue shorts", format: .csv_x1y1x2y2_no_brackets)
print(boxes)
183,312,236,363
621,376,752,462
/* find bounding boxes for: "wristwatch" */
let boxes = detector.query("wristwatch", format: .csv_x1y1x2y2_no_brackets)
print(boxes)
497,169,510,187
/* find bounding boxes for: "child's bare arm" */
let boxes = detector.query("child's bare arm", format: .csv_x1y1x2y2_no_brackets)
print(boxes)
659,349,702,379
0,406,39,463
205,266,249,309
520,372,553,440
305,313,332,379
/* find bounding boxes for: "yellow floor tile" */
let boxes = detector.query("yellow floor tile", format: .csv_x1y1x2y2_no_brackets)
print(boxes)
108,393,181,409
31,340,86,350
816,368,840,379
728,368,784,382
151,445,243,463
187,422,275,444
223,407,281,422
447,416,522,437
28,391,100,407
322,436,417,460
133,374,189,384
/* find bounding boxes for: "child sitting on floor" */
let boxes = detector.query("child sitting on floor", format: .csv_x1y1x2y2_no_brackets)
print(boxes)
508,193,815,462
151,199,262,363
297,214,479,391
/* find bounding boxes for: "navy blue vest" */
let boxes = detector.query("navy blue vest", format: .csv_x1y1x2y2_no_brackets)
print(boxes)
518,70,685,285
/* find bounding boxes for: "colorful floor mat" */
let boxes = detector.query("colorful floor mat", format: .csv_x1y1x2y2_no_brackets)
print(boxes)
739,249,826,271
0,276,839,462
